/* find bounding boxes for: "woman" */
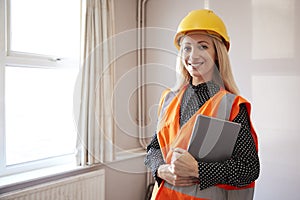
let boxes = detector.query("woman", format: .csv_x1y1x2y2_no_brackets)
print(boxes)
144,9,260,200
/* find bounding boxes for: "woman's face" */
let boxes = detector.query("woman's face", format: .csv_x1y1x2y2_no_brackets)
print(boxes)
181,32,217,85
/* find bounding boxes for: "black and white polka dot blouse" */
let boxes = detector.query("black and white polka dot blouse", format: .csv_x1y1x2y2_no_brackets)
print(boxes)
144,81,260,190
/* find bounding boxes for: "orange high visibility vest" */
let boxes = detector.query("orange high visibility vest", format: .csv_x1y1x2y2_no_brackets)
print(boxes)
152,87,258,200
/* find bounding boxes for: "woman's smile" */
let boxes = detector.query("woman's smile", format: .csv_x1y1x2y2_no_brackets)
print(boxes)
188,61,205,68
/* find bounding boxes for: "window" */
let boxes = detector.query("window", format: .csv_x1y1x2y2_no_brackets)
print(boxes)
0,0,81,176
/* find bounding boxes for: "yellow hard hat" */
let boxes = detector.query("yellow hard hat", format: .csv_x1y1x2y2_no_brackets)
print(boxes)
174,9,230,50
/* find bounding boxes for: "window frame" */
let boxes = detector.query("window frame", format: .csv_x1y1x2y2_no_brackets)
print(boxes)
0,0,80,177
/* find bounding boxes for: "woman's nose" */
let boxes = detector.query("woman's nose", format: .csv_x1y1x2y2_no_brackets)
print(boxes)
190,47,200,59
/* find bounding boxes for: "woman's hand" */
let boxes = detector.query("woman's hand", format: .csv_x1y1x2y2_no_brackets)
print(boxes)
157,148,199,186
170,148,199,178
157,164,199,186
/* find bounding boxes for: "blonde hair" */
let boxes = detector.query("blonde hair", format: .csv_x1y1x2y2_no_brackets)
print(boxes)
172,33,239,95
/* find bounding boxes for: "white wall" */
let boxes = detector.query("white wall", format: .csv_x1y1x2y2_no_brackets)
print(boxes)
113,0,140,151
141,0,300,199
109,1,148,199
104,156,147,200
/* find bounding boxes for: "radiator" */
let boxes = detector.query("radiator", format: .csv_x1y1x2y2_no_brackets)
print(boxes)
0,169,105,200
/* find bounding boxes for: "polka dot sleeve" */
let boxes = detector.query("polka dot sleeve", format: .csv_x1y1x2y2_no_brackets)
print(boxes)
198,104,260,190
144,133,165,185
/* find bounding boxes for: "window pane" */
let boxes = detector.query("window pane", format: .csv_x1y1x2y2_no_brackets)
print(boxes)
9,0,80,58
5,66,78,165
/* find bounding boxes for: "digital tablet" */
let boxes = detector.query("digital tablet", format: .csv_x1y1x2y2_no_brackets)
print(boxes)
188,114,241,162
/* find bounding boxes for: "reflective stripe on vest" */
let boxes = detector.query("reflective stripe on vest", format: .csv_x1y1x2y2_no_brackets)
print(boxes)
161,183,254,200
153,89,257,200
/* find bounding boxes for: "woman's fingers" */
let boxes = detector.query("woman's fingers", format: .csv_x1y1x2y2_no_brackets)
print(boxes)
171,148,199,177
158,164,199,186
157,164,172,179
173,147,186,154
167,176,200,187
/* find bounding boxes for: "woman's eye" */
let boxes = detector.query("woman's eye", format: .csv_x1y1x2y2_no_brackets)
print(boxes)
183,46,192,52
198,45,208,50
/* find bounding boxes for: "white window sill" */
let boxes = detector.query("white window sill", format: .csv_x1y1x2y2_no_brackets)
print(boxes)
0,148,146,194
0,164,92,194
0,164,80,188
